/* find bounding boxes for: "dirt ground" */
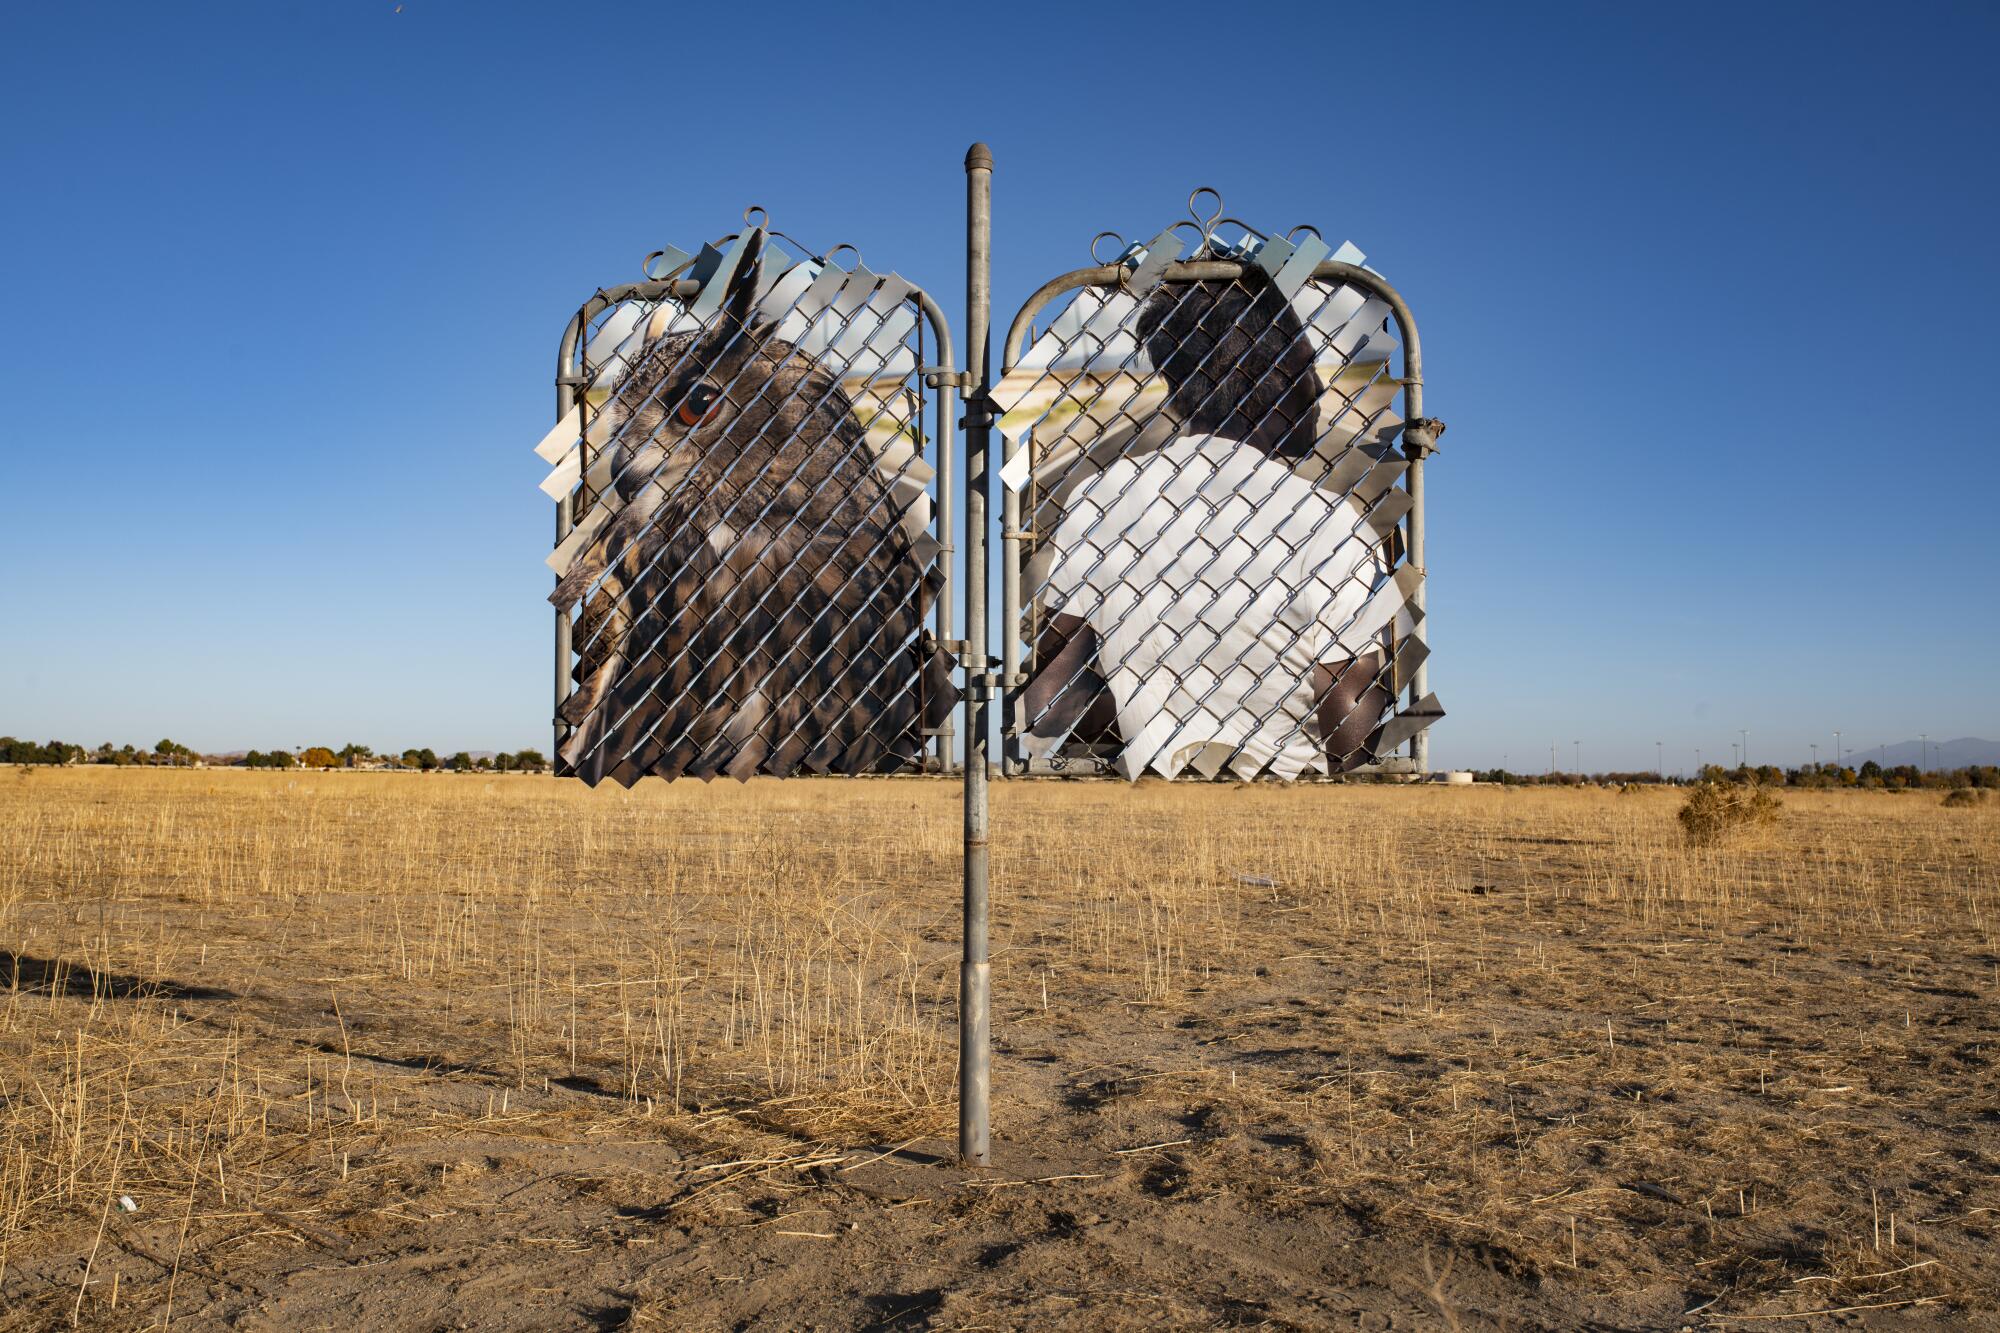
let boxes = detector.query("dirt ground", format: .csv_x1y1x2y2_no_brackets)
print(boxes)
1,769,1995,1329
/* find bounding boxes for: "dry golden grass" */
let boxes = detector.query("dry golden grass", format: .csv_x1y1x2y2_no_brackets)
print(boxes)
0,767,1995,1329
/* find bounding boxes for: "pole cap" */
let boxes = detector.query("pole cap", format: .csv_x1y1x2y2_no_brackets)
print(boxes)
965,142,994,171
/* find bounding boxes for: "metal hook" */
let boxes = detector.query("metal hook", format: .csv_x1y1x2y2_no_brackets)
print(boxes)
1286,223,1322,243
1089,231,1127,265
742,204,769,229
823,242,862,272
1187,187,1225,248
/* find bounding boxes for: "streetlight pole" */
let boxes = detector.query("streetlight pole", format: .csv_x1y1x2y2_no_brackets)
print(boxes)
1810,743,1819,772
1740,728,1750,769
1655,740,1664,782
1573,740,1581,780
1920,732,1928,773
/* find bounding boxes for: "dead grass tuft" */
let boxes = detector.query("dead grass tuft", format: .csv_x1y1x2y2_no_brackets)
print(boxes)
1678,780,1784,844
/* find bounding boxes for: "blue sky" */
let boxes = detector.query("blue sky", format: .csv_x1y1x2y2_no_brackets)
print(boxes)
2,1,1995,772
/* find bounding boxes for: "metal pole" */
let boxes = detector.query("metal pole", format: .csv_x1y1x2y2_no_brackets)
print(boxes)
935,337,957,774
959,141,994,1167
1402,420,1431,774
999,421,1023,774
911,288,960,777
549,275,706,768
554,312,589,763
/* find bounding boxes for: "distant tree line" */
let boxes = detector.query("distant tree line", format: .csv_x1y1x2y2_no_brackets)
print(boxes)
1,737,548,773
1477,762,2000,791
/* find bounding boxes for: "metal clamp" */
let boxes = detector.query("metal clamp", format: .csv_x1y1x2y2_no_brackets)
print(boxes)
922,367,975,390
957,394,996,430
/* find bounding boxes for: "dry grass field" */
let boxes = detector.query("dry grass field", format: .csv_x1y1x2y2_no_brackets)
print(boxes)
0,768,1995,1329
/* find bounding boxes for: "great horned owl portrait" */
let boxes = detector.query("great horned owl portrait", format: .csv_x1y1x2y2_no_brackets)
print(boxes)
553,234,953,785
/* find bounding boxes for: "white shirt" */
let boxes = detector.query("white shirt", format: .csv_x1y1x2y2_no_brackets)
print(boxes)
1029,433,1403,781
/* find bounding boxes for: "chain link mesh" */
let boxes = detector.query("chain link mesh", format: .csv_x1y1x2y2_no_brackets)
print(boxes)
994,215,1437,781
540,226,954,786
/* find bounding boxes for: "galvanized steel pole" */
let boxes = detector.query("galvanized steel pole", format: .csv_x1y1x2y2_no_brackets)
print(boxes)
552,278,698,766
1402,407,1436,777
959,142,994,1166
555,310,591,762
934,333,957,774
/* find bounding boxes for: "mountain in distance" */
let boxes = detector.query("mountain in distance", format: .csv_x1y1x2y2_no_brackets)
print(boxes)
1844,737,2000,770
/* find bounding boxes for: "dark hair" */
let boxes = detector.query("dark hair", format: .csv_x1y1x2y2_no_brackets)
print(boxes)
1134,268,1320,459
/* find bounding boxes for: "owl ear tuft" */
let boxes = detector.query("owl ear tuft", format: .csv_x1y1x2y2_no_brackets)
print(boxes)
722,229,765,338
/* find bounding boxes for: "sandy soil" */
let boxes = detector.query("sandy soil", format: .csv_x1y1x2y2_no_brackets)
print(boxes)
0,770,1995,1329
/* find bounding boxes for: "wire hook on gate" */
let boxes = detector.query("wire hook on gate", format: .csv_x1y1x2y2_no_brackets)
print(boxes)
742,204,769,229
1187,187,1225,252
1089,231,1128,265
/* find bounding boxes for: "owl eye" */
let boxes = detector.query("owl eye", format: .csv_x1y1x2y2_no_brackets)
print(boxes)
677,383,722,427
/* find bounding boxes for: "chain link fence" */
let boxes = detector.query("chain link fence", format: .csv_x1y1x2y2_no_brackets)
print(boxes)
541,217,958,785
992,192,1444,781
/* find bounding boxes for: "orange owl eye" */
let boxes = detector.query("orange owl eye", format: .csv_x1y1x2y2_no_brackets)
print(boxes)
677,384,721,427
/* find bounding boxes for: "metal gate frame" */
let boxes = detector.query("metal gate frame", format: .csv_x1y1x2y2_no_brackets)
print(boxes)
988,194,1441,783
551,236,962,776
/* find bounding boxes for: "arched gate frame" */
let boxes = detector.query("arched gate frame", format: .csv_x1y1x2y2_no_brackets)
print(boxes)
546,220,961,781
991,203,1445,784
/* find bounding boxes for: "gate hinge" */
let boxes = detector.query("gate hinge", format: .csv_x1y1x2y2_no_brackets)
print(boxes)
922,368,976,391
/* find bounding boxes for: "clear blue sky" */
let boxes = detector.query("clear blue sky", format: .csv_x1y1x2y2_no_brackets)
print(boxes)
3,1,1995,773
